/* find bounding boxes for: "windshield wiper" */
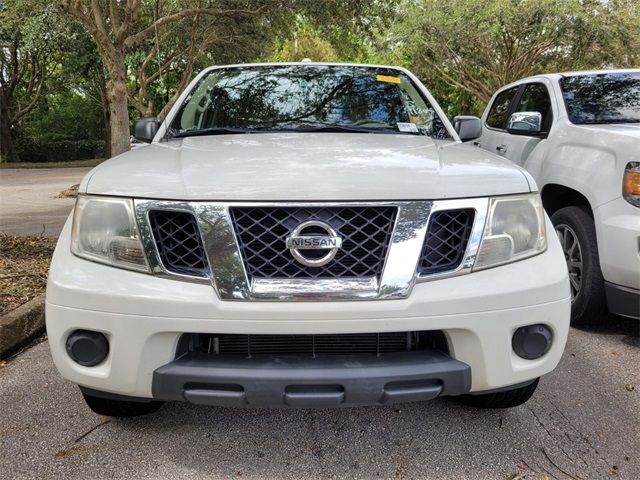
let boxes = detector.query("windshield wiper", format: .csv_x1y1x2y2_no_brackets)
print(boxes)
172,127,259,138
172,124,423,138
272,124,420,135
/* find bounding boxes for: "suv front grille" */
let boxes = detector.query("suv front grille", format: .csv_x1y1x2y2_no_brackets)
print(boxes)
229,206,397,280
179,331,449,357
419,209,475,276
148,210,208,277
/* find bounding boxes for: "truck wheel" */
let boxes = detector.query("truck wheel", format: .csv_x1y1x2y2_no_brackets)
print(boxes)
551,206,606,325
458,379,539,408
82,391,164,417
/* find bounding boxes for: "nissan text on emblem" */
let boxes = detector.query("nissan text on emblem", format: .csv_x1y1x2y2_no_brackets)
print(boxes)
285,220,343,267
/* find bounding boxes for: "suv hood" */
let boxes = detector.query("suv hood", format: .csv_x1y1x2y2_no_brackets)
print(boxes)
84,133,531,200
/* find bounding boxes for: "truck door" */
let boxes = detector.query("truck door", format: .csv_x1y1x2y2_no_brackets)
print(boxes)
498,83,553,166
476,86,519,157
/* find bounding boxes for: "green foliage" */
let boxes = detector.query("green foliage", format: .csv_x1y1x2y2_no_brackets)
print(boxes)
272,25,339,62
13,137,105,163
3,0,640,162
20,91,104,143
384,0,640,115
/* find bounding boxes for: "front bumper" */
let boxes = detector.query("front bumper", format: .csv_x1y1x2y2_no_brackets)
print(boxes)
594,198,640,319
152,351,471,407
595,199,640,286
46,216,571,404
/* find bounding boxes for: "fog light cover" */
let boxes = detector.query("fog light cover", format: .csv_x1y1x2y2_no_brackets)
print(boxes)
512,324,552,360
66,330,109,367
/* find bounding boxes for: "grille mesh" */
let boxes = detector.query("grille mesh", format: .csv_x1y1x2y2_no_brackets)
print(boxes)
148,210,208,277
197,332,412,356
229,206,397,279
419,209,475,275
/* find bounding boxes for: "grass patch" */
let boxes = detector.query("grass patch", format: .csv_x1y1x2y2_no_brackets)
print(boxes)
0,235,57,316
0,158,104,169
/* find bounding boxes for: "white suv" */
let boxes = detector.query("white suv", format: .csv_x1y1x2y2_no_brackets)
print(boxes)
46,63,570,416
457,69,640,324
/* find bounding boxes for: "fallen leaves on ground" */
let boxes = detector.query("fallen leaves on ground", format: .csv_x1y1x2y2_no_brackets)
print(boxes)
53,183,80,199
0,235,57,315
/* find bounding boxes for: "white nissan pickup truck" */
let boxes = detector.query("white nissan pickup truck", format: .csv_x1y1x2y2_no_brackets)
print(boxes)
46,63,570,417
456,69,640,324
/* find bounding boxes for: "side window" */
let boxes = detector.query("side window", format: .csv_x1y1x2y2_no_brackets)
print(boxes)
485,87,518,129
514,83,552,130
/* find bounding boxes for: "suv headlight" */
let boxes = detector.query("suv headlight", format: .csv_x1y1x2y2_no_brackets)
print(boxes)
474,193,546,270
71,195,149,272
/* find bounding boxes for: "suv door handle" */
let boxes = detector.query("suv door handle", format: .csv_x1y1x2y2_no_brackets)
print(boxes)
496,144,507,153
472,141,481,147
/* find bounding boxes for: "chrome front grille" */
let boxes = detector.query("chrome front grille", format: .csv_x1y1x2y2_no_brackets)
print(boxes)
229,206,397,280
135,198,487,301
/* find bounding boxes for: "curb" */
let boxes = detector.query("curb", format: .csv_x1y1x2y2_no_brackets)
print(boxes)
0,294,46,359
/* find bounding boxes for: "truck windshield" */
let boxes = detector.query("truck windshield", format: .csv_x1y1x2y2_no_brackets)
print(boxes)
166,65,450,139
560,72,640,124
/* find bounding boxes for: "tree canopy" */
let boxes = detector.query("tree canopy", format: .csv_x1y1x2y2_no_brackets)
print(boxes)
0,0,637,162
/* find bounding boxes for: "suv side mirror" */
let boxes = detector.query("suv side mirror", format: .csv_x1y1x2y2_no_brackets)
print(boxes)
507,111,542,135
452,115,482,142
133,117,160,143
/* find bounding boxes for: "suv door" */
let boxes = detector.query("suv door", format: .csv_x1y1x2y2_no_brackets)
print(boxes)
479,82,553,166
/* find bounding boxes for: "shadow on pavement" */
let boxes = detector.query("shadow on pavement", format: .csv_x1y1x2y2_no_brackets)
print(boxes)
574,314,639,347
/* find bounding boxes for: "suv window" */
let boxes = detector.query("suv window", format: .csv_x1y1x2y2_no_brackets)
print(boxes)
485,87,518,129
514,83,552,130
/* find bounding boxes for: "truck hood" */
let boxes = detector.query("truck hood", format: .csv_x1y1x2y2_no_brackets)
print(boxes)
83,133,531,201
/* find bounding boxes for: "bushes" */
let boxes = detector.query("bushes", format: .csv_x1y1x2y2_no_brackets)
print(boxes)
13,137,106,163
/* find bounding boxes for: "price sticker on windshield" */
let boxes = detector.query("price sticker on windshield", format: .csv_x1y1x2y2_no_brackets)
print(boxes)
397,122,419,133
376,74,401,84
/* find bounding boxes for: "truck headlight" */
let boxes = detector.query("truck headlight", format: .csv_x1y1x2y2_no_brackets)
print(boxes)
474,193,546,270
71,195,149,272
623,162,640,207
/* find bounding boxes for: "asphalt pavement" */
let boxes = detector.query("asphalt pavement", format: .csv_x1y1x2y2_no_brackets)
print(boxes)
1,167,638,479
1,318,638,480
0,167,92,237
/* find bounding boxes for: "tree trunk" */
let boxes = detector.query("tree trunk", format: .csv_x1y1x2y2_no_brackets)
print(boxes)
0,104,15,163
96,69,112,158
106,54,131,157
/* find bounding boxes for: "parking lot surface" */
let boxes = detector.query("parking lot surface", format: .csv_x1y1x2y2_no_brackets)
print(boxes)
0,167,92,237
1,318,638,480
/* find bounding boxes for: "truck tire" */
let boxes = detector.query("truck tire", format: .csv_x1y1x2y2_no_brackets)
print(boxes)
82,391,164,417
458,379,539,408
551,206,606,325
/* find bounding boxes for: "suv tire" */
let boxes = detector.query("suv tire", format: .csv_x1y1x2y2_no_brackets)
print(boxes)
551,206,606,325
458,378,539,408
82,391,164,417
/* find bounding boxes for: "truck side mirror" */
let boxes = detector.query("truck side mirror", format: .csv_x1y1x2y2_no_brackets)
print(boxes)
133,117,160,143
452,115,482,142
507,111,542,135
